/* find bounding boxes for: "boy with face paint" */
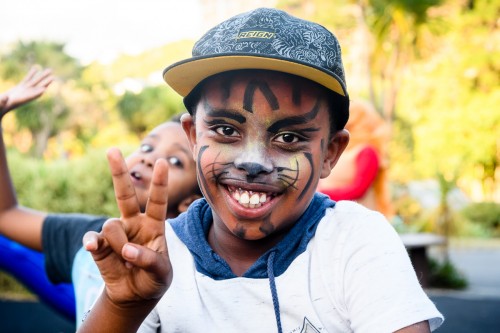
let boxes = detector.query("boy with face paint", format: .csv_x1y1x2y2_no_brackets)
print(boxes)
79,8,443,333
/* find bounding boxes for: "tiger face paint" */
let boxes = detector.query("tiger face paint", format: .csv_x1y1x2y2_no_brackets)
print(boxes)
182,71,346,244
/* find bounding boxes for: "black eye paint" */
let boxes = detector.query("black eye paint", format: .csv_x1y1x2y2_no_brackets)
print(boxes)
298,152,314,201
243,80,279,112
267,99,321,134
205,109,247,124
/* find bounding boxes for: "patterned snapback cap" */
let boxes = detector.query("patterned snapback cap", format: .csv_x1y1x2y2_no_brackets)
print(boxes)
163,7,348,100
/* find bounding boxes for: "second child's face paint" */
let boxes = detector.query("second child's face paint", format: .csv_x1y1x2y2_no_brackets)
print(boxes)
190,71,336,242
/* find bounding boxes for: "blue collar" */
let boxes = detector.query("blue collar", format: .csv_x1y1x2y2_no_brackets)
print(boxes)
169,193,335,279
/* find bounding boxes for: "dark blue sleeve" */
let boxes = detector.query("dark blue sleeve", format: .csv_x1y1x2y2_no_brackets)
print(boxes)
0,235,77,320
41,214,107,283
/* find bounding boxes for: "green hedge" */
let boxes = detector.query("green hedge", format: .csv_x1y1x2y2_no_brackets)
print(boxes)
8,149,119,217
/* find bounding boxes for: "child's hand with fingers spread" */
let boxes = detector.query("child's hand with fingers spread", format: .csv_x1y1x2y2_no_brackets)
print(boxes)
0,66,54,117
80,148,172,333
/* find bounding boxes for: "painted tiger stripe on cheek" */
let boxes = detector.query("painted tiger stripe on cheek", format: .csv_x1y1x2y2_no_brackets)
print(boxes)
243,80,279,112
298,152,315,201
197,145,213,204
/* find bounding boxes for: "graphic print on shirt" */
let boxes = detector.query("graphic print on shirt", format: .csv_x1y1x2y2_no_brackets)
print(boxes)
297,316,321,333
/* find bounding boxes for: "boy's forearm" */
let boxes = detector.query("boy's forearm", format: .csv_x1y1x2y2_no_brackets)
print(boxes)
78,290,158,333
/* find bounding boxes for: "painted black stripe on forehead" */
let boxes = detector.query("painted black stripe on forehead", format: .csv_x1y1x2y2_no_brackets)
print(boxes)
243,80,279,112
220,76,234,102
267,99,321,134
292,83,301,106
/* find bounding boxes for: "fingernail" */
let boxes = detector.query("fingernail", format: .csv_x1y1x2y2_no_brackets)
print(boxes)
123,244,139,260
84,240,93,250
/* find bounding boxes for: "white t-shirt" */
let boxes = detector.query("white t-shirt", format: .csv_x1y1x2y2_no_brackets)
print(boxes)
138,201,443,333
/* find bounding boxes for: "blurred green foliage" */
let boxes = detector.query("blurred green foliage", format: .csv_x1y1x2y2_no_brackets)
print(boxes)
428,258,468,290
460,202,500,237
8,148,119,217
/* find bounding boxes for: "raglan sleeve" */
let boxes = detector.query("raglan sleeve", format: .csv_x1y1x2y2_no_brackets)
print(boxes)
41,213,107,283
334,204,444,332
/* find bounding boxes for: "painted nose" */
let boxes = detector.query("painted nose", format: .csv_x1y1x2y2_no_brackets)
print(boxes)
235,162,273,178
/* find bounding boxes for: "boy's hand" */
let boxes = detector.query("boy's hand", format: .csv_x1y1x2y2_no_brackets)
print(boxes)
83,147,172,306
0,66,54,117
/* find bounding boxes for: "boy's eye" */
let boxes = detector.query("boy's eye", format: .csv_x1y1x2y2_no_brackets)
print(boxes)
140,144,153,153
167,156,184,168
215,126,238,137
275,133,300,143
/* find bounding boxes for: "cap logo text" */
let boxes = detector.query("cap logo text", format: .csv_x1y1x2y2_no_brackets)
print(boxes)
237,29,276,42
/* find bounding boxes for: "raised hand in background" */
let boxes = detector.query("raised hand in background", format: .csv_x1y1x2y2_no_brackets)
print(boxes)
0,66,53,118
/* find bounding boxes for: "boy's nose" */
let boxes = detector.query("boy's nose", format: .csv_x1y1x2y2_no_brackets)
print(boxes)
235,162,273,177
234,145,273,178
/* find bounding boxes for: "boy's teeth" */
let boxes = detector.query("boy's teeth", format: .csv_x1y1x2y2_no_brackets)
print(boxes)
240,192,250,204
231,189,268,209
249,193,260,205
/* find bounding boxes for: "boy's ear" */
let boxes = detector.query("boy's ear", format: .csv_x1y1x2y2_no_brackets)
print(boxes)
177,193,202,213
320,129,350,179
181,113,197,158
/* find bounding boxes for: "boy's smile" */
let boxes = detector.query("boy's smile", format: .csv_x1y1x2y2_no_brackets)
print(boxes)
183,70,347,248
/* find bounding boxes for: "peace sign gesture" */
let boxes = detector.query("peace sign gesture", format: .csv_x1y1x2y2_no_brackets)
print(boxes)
80,148,172,332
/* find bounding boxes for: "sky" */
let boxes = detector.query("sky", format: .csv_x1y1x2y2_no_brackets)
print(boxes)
1,0,204,64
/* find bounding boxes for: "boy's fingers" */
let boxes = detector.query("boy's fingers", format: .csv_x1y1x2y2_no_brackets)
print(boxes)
122,243,170,278
107,148,141,219
145,159,169,222
83,230,103,252
101,218,129,257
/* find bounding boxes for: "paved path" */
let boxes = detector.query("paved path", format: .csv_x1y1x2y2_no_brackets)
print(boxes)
426,239,500,332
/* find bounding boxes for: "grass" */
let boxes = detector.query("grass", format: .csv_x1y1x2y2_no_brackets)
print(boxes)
0,270,37,301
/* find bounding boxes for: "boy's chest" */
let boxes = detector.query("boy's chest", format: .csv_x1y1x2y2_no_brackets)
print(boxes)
154,243,351,333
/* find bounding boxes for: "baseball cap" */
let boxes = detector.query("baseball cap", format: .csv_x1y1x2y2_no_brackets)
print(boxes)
163,7,349,111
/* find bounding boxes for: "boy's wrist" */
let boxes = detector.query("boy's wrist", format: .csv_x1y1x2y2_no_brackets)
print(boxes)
103,288,159,320
79,289,158,333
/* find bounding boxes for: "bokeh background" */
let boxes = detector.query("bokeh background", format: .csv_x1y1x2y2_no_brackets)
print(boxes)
0,0,499,332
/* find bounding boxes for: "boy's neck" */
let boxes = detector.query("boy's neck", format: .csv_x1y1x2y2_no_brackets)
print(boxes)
207,221,286,277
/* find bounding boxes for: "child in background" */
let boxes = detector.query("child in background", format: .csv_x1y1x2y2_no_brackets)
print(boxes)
0,68,201,325
79,8,443,333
